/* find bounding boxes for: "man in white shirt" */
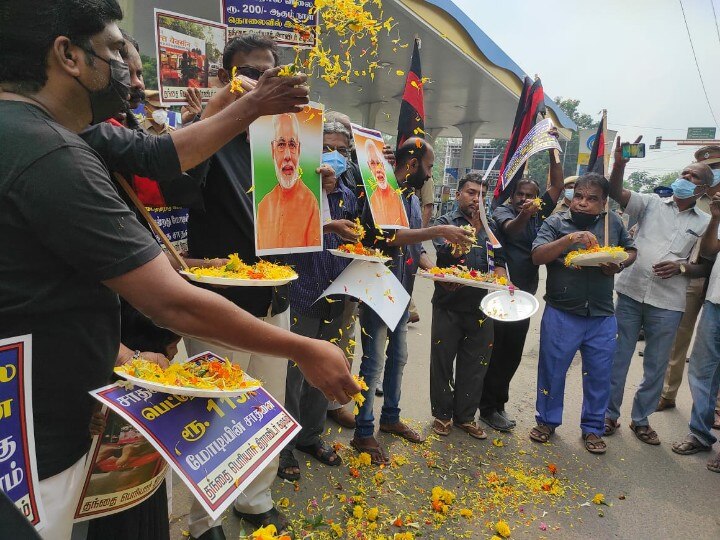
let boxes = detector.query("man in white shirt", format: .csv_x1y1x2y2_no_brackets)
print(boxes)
604,138,713,445
671,193,720,472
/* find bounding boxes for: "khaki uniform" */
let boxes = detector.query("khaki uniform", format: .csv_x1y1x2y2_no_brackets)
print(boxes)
140,118,174,137
661,195,719,408
552,198,571,215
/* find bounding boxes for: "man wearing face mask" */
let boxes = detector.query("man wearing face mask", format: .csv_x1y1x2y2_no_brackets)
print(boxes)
141,90,174,136
530,174,637,454
350,138,475,464
552,175,578,214
604,137,714,446
0,5,359,539
658,145,720,416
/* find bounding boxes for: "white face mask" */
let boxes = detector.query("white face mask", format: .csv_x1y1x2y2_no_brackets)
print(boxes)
151,109,168,126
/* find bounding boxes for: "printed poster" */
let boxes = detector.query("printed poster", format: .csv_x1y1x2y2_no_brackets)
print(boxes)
90,366,300,521
500,118,562,190
250,103,324,256
148,207,190,255
154,9,227,105
351,124,410,229
73,408,168,522
0,335,45,530
222,0,318,48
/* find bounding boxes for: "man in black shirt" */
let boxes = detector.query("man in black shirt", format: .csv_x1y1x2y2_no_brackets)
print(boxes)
0,4,357,538
429,174,507,440
529,174,636,455
481,144,564,432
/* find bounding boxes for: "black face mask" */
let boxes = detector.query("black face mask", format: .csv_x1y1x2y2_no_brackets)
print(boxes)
75,49,131,124
570,210,601,228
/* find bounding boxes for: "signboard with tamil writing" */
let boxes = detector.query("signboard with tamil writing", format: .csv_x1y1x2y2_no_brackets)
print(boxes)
0,335,45,530
686,127,717,140
90,363,300,521
223,0,318,48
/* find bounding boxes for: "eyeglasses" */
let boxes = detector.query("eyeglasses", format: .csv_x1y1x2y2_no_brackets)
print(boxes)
323,144,350,157
234,65,266,81
273,139,299,153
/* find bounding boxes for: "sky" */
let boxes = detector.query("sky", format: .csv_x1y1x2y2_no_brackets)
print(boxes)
452,0,720,177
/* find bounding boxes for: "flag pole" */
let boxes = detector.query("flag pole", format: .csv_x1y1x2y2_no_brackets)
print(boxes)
602,109,609,247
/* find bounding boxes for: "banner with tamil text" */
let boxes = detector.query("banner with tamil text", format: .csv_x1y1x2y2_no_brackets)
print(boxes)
222,0,318,48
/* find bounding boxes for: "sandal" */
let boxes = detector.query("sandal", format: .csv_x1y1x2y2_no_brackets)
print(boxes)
672,434,711,455
529,424,555,443
380,421,425,443
455,421,487,440
277,450,300,481
629,422,660,445
350,436,390,465
707,451,720,473
432,418,452,436
604,417,620,436
713,410,720,430
296,440,342,466
582,433,607,454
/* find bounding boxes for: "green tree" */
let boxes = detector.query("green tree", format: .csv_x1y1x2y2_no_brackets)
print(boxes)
141,54,157,90
625,170,659,193
554,96,597,178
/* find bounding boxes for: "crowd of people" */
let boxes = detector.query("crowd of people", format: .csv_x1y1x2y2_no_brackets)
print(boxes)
2,2,720,540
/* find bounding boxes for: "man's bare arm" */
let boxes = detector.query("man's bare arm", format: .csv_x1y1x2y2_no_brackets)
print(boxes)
104,255,359,402
388,224,472,247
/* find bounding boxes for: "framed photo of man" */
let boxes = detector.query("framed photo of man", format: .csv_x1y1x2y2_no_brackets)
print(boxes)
250,103,324,255
351,124,409,229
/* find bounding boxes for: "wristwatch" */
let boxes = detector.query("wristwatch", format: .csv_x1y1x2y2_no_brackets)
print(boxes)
679,263,687,275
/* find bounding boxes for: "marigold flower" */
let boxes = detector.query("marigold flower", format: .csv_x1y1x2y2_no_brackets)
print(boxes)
352,505,363,519
459,508,473,518
495,519,511,538
592,493,605,505
366,507,379,521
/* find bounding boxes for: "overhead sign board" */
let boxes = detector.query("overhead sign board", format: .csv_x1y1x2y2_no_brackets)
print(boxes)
686,127,716,140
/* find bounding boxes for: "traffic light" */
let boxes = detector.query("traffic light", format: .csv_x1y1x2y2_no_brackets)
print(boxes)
649,136,662,150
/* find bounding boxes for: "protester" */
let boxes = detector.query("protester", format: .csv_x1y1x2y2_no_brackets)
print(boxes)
530,174,636,454
278,121,360,482
430,173,507,440
605,138,713,446
351,138,474,464
481,141,564,432
0,6,358,540
671,193,720,471
180,35,341,539
658,145,720,414
552,175,578,214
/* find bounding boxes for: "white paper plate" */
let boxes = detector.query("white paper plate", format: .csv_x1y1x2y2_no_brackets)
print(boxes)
328,249,391,264
114,368,261,398
180,270,298,287
481,290,539,322
568,250,629,267
417,270,510,291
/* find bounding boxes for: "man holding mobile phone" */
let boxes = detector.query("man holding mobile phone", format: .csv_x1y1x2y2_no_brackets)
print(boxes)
604,137,714,446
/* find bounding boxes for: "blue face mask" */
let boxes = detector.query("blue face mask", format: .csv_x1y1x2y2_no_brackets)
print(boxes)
670,178,700,199
564,188,574,201
322,151,347,178
712,169,720,187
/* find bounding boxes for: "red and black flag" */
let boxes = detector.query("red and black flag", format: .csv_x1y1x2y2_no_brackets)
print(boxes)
396,38,425,149
586,110,607,175
493,76,546,206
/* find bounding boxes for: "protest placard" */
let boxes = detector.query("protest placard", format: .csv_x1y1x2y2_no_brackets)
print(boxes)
0,335,45,530
154,10,227,105
90,362,299,521
148,207,190,255
351,124,410,229
251,103,324,256
318,260,410,331
222,0,318,48
500,119,562,190
73,408,168,522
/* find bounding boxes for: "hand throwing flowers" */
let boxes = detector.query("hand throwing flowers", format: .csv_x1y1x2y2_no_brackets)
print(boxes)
448,224,475,257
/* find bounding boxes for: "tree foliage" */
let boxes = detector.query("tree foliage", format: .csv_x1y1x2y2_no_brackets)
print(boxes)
141,54,158,90
625,170,678,193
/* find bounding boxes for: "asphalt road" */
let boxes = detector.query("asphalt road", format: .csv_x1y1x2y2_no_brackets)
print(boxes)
169,254,720,539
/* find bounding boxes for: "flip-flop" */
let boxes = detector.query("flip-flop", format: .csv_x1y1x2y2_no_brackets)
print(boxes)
432,418,452,436
582,433,607,454
277,450,300,481
296,441,342,466
707,451,720,473
529,424,554,443
350,437,390,465
604,417,620,436
629,422,660,445
672,435,711,455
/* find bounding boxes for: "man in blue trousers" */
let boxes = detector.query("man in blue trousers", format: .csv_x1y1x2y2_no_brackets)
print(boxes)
529,173,636,454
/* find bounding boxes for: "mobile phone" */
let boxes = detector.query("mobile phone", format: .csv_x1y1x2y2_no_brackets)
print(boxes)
622,142,646,159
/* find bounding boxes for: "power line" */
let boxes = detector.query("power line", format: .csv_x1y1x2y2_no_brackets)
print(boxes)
678,0,720,127
712,0,720,50
608,122,685,131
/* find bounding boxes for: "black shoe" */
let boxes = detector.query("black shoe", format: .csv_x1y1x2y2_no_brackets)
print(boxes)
375,387,384,397
191,526,226,540
480,411,514,432
497,409,517,427
233,507,292,537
